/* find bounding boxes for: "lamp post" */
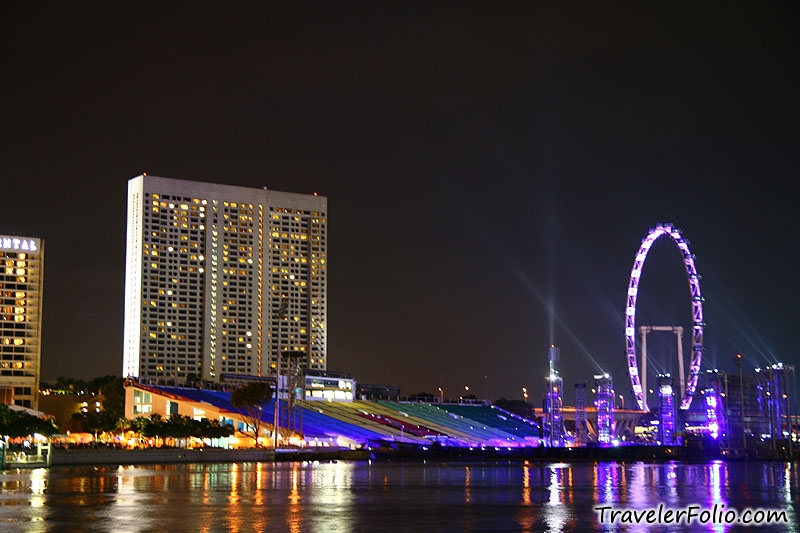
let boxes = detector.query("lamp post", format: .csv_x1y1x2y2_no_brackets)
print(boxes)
438,387,443,403
619,395,625,410
273,295,288,450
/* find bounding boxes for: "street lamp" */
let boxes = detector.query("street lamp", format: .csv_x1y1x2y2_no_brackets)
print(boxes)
438,387,443,403
619,395,625,410
522,387,528,401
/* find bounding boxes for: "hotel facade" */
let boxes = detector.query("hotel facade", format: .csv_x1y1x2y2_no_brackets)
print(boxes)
0,235,44,410
123,175,327,386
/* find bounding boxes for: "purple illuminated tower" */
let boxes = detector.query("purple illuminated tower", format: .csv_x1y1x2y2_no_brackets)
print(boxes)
594,373,614,445
575,380,588,446
704,387,721,440
545,345,564,447
658,374,676,445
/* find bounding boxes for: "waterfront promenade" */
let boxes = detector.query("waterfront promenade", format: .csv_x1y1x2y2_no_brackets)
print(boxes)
6,439,795,470
38,442,791,468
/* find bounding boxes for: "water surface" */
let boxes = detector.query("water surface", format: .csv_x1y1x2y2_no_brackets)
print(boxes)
1,460,797,532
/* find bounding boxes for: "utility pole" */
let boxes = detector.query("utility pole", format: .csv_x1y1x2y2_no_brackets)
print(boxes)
273,295,288,450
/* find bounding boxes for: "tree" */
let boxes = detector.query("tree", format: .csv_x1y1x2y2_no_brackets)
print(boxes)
54,376,126,437
86,375,117,395
50,377,89,395
0,405,58,438
164,414,194,446
197,418,235,441
229,381,273,447
66,409,121,438
96,376,126,424
129,416,150,446
129,416,149,435
141,414,166,446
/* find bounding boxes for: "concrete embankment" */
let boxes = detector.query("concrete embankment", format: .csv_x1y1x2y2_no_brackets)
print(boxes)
50,447,275,466
48,447,373,467
47,444,771,467
275,448,371,462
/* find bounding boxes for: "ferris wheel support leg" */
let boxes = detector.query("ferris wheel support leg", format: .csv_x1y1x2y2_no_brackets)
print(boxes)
675,327,685,404
640,326,649,409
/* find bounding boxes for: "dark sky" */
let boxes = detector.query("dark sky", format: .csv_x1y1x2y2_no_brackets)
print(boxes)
2,2,797,405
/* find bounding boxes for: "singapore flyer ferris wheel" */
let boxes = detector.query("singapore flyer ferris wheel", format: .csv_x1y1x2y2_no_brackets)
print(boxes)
625,223,704,412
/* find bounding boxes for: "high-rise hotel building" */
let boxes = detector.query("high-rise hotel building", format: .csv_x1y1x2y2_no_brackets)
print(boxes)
123,175,327,385
0,235,44,410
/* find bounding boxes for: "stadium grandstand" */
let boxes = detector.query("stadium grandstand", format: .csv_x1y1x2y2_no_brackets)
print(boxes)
124,383,542,450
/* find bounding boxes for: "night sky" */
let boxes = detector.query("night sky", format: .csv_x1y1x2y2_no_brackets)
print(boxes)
2,3,797,405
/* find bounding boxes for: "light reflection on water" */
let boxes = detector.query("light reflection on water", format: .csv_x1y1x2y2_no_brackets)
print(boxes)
0,460,797,532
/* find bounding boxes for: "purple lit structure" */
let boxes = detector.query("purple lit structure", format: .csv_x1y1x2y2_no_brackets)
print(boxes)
711,369,757,455
703,388,721,440
545,345,564,447
658,374,676,445
575,380,588,446
755,363,795,443
625,223,705,411
594,373,614,445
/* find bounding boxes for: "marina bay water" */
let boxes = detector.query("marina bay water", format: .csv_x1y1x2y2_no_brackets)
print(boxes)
1,460,797,532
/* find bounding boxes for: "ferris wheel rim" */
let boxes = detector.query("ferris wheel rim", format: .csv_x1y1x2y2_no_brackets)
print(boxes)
625,223,704,411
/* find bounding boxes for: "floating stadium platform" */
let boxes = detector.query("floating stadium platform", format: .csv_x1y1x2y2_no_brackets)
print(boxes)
142,385,541,449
